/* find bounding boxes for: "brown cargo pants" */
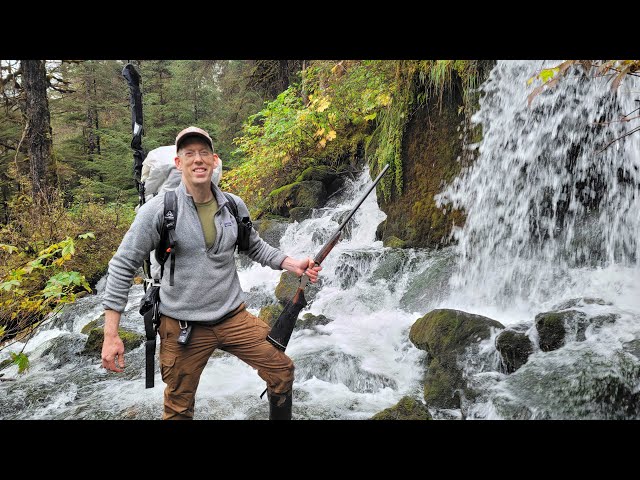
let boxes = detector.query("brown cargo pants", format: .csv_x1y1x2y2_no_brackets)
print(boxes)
158,304,294,420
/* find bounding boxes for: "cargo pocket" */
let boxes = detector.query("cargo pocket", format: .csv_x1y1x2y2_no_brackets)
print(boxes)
159,351,177,383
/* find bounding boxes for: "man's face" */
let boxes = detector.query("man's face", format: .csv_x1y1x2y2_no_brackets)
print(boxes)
175,138,219,189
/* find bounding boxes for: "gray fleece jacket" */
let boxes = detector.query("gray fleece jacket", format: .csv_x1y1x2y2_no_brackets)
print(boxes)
102,182,287,323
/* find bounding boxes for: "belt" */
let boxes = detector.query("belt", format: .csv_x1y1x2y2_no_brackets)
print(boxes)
163,302,247,326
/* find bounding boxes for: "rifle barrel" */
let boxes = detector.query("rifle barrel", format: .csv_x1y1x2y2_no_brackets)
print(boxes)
336,164,390,232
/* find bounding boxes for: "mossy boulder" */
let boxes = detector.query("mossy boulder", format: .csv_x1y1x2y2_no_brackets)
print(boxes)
409,309,504,358
297,313,332,330
259,304,284,328
295,165,338,186
371,396,432,420
410,308,504,409
535,311,570,352
384,236,406,249
81,327,144,357
422,357,464,409
267,181,327,218
495,330,534,373
274,271,321,305
289,207,313,222
253,216,290,248
81,314,105,335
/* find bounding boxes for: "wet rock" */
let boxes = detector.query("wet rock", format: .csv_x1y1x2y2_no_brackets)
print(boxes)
274,271,321,305
297,313,332,330
81,327,144,357
371,396,432,420
253,217,290,248
410,308,504,409
289,207,314,222
491,348,640,419
267,181,327,218
259,304,283,328
495,330,534,373
535,312,568,351
552,297,612,310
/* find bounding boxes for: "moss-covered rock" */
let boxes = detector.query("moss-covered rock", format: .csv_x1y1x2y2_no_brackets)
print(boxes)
274,271,321,305
495,330,534,373
253,217,290,248
81,327,144,357
289,207,313,222
297,313,332,330
410,308,504,409
534,312,568,352
409,309,504,358
295,165,338,186
371,396,432,420
423,357,464,409
259,304,284,328
383,236,406,248
81,314,105,335
267,181,327,217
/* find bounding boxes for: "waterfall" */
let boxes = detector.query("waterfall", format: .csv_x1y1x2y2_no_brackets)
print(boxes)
437,60,640,316
436,60,640,419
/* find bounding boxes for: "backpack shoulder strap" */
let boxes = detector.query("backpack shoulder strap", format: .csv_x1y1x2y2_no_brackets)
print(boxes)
156,190,178,285
222,192,239,219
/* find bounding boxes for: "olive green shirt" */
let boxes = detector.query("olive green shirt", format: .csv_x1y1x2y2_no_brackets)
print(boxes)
194,197,218,249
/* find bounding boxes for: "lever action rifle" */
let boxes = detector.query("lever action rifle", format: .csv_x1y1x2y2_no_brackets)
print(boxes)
260,163,390,397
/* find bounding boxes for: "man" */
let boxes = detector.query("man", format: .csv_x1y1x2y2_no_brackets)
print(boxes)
101,126,321,420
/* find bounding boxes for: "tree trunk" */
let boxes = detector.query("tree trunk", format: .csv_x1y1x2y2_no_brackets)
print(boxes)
85,62,100,156
21,60,54,198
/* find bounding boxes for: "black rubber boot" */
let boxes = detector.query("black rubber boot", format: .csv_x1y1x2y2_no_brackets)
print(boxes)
268,390,292,420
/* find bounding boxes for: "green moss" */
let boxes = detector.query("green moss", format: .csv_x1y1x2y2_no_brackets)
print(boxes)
81,327,144,357
423,357,462,409
383,236,406,248
535,312,567,352
409,308,504,357
266,181,327,217
295,165,337,185
81,316,104,335
371,396,432,420
259,304,284,328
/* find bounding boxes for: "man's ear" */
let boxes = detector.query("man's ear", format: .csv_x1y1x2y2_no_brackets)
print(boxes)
175,155,182,171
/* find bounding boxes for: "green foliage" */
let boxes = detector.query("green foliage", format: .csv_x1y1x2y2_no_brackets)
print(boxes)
226,60,484,204
9,352,29,374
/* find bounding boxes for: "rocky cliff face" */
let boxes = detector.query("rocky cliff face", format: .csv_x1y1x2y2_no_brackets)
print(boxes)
377,84,466,248
377,63,494,249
